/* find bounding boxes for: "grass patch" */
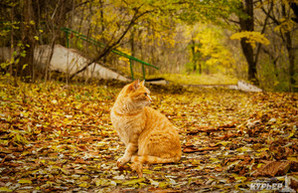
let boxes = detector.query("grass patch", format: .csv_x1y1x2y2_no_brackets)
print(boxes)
147,73,238,85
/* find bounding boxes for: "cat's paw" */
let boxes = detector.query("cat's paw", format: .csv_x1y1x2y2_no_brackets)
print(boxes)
131,162,143,178
117,157,129,167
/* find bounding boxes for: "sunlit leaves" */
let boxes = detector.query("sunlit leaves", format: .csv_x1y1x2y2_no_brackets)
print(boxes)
230,31,270,48
88,0,179,46
178,0,241,26
184,24,236,72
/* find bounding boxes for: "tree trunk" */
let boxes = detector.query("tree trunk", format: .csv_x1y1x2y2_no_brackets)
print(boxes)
290,2,298,23
287,37,296,91
19,0,36,82
282,3,296,91
191,39,198,73
240,39,256,82
261,1,296,91
9,5,14,77
239,0,258,84
45,36,56,81
130,28,135,74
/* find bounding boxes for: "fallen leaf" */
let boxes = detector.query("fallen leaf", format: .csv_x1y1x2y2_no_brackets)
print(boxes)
122,178,146,186
18,179,32,184
0,187,12,192
79,182,90,188
183,146,220,153
253,161,291,177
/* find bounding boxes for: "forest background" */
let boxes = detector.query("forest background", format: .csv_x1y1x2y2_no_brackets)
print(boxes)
0,0,297,91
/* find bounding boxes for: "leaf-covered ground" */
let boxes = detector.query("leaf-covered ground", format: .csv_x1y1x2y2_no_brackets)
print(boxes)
0,77,297,192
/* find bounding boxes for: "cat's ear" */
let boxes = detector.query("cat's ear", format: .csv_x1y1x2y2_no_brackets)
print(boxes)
133,79,140,89
141,80,145,86
129,80,140,91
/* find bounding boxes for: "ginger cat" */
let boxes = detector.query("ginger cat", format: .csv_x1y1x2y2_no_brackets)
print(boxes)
110,80,181,177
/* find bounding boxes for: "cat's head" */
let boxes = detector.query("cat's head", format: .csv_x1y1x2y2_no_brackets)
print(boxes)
121,80,152,107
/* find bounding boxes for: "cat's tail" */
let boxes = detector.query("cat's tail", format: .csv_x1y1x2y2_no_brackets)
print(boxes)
131,155,180,164
130,155,180,177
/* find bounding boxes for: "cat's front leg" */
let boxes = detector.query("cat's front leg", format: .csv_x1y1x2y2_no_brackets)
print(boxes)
117,143,138,167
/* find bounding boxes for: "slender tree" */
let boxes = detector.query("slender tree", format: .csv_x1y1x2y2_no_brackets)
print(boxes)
260,0,297,91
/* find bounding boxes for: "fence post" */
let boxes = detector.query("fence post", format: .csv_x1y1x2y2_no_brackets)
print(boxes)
65,31,70,48
142,63,145,80
130,58,134,80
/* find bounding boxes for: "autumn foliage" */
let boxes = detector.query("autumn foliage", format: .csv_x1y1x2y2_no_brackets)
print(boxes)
0,77,297,192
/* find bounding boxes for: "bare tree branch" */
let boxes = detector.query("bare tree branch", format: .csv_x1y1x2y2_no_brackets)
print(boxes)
254,0,273,65
69,8,155,80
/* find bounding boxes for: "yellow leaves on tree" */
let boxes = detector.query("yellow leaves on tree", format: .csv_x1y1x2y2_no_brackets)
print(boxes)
91,0,180,52
88,0,177,47
185,24,235,70
230,31,270,49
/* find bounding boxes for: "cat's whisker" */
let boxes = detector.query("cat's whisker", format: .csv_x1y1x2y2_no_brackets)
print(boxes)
147,94,153,103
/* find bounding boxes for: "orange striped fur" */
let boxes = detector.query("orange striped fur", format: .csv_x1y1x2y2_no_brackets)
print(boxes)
110,80,181,177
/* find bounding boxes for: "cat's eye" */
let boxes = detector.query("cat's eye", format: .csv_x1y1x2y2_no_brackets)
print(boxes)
144,93,147,96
